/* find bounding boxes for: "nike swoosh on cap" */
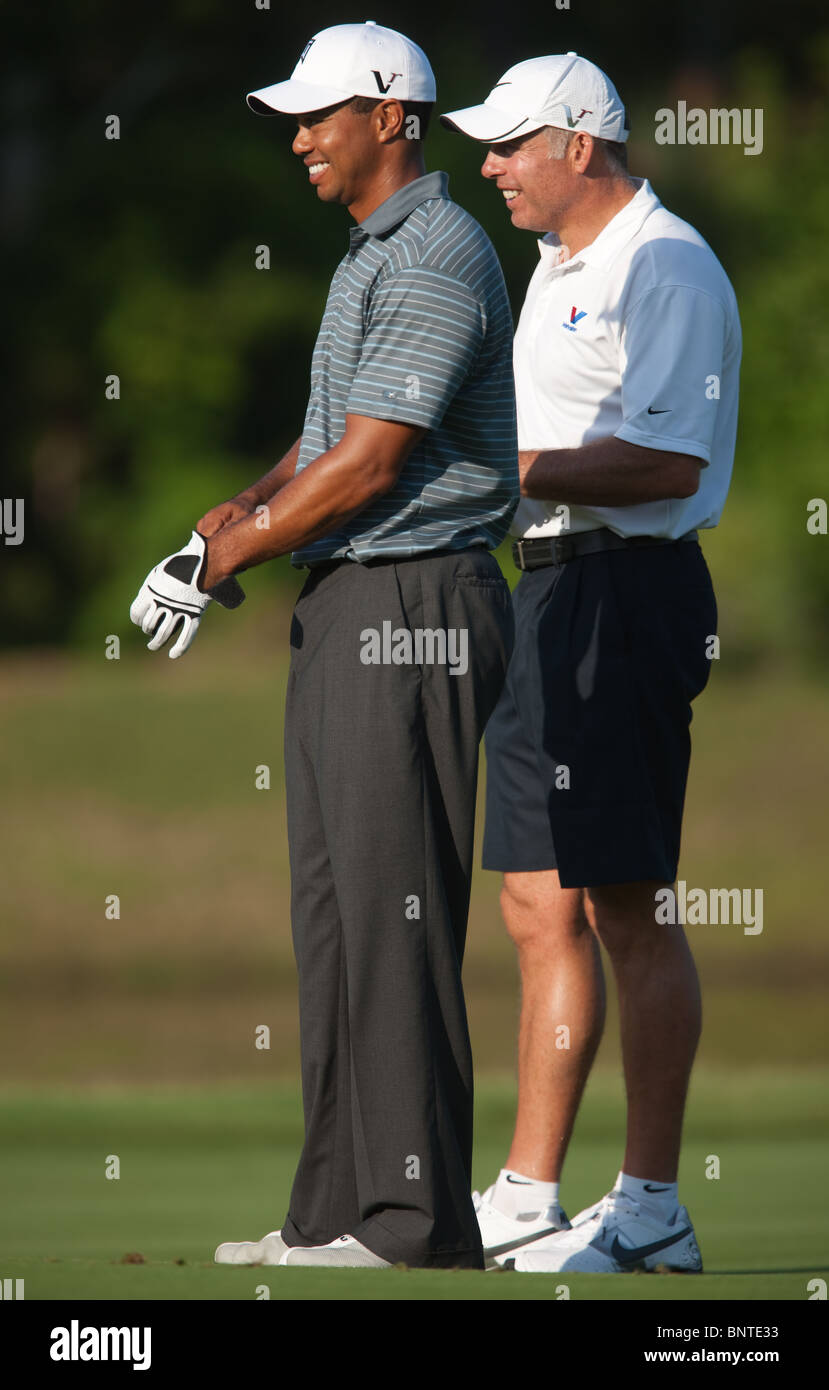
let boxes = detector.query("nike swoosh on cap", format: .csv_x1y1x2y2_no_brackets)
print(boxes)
647,406,670,414
608,1227,692,1264
485,1227,564,1259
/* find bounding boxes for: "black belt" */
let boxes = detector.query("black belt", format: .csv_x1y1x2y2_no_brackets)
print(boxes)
512,529,698,572
306,544,488,571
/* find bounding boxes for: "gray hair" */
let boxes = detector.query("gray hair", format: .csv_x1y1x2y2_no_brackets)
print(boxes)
544,125,629,172
544,125,575,160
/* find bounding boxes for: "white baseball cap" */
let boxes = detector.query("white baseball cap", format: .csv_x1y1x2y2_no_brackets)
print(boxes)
247,20,435,115
441,53,628,144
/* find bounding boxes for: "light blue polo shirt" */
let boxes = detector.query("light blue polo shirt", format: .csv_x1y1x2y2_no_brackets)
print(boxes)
291,171,519,566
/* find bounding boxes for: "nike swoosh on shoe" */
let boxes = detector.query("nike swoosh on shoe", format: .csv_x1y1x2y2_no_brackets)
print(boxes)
608,1227,692,1265
486,1226,566,1259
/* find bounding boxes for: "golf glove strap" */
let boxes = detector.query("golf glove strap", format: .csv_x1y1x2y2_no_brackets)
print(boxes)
130,530,245,659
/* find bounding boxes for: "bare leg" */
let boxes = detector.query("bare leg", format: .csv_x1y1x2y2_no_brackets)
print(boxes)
502,870,606,1181
585,881,702,1183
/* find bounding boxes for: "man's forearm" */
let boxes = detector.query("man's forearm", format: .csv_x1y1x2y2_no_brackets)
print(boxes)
200,416,423,590
201,438,397,588
520,436,702,506
202,457,382,586
235,437,302,508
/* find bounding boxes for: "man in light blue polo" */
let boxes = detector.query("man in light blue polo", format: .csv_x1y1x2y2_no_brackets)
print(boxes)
131,22,518,1270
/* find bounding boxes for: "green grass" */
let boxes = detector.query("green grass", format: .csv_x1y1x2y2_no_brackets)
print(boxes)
0,650,827,1082
0,650,826,1301
2,1071,826,1300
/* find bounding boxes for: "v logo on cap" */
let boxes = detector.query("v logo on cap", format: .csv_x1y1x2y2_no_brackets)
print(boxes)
564,106,594,127
373,70,402,94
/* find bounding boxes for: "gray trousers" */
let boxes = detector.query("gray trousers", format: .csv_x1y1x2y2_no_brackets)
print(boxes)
279,548,514,1268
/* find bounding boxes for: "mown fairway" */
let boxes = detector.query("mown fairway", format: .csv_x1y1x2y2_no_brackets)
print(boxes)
1,1071,826,1300
0,630,826,1081
0,634,827,1302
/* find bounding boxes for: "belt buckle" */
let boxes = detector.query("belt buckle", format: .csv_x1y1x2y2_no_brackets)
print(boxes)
515,539,527,571
553,536,574,565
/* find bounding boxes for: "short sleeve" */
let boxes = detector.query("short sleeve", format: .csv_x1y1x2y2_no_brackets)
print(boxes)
615,285,728,465
346,267,485,430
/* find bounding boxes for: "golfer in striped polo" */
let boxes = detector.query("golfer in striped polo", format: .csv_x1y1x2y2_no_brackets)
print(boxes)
181,23,518,1269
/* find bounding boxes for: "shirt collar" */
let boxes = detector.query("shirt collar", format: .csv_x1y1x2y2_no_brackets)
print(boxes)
350,171,449,245
537,178,661,273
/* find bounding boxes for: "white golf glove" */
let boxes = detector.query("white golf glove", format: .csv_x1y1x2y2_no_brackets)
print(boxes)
130,530,245,659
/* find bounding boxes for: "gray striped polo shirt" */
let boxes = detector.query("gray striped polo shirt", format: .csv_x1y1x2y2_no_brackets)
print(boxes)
291,170,519,567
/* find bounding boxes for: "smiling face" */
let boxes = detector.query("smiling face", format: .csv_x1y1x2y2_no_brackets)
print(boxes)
481,127,583,234
292,98,389,215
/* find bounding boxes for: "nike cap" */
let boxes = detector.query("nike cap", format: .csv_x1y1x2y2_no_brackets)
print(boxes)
441,53,628,144
247,20,436,116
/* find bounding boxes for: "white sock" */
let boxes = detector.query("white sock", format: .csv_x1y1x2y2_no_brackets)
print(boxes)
616,1171,679,1221
491,1168,560,1220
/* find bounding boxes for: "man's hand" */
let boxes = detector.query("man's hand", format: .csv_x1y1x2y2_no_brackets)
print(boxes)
129,530,245,660
196,440,304,539
196,497,255,537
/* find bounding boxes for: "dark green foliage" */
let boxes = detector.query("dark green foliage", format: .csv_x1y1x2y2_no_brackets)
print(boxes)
3,5,828,662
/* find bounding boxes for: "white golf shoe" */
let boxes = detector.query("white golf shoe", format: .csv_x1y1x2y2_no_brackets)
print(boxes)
279,1234,392,1268
513,1189,703,1273
473,1184,571,1269
214,1229,289,1265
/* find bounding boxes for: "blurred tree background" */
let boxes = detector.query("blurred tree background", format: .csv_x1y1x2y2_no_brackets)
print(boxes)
3,0,828,663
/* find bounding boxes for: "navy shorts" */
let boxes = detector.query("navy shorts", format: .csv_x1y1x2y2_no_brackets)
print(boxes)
482,540,717,888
